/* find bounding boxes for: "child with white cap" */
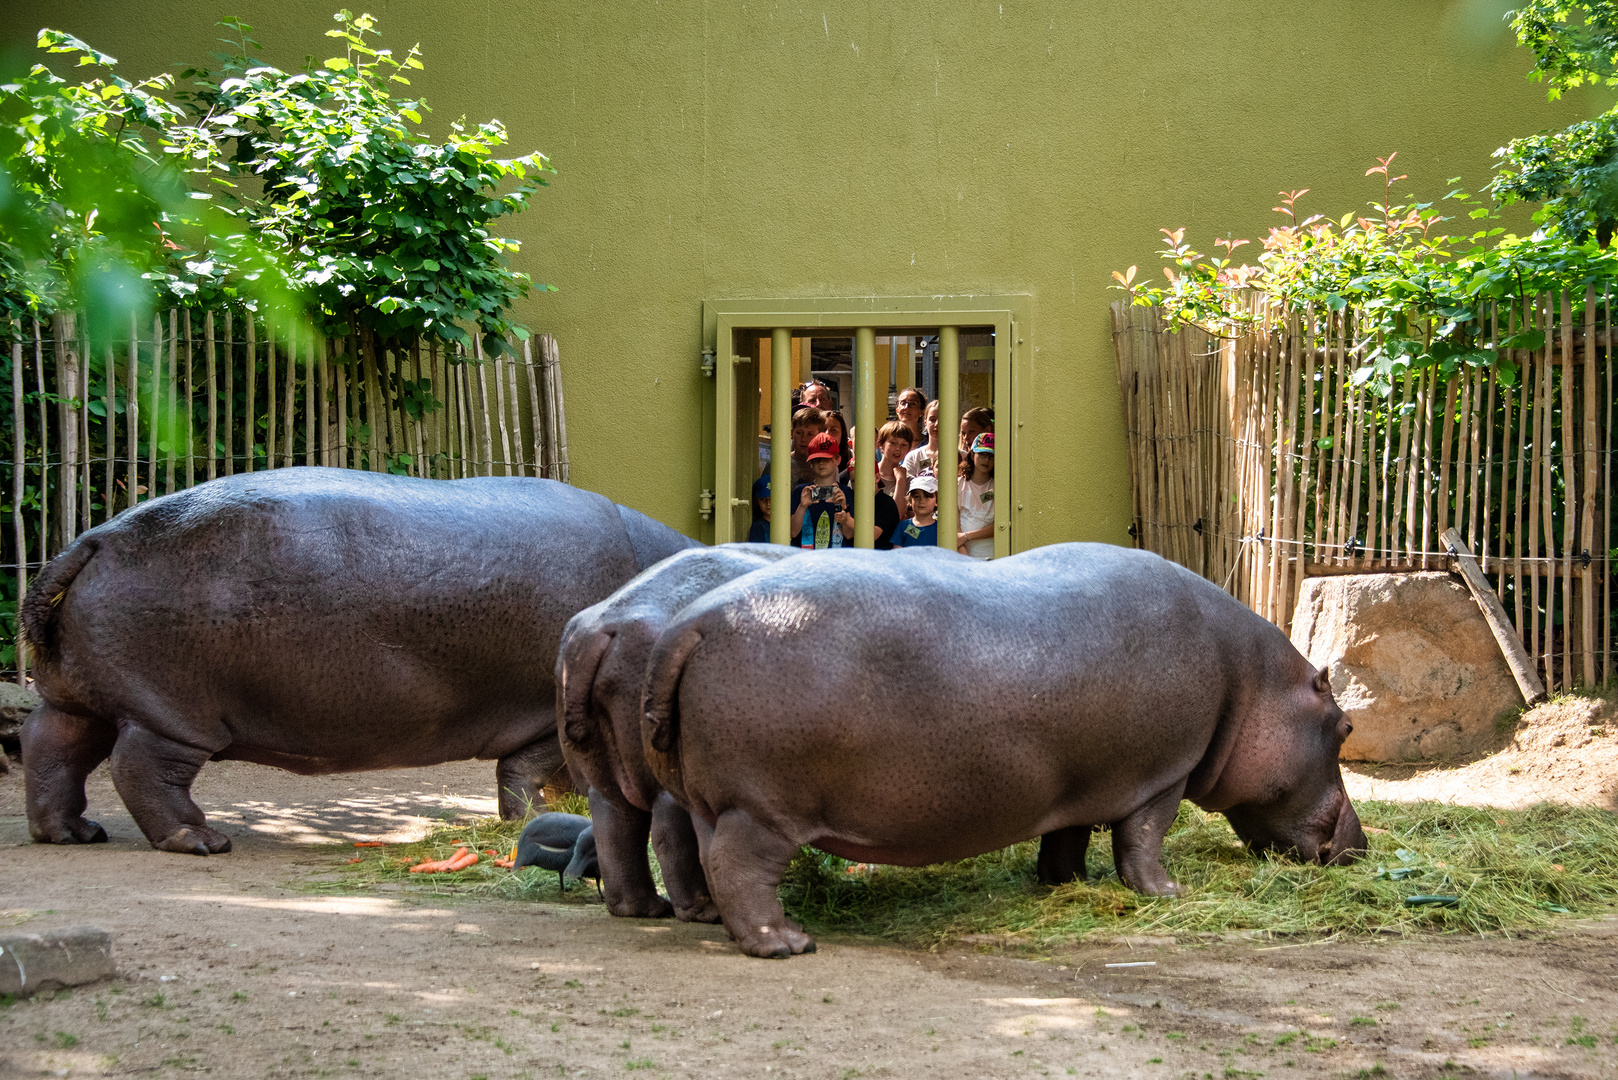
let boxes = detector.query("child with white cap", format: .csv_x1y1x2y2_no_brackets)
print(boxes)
892,474,939,548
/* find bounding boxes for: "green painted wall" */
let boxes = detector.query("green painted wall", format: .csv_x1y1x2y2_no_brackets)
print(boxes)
2,1,1600,545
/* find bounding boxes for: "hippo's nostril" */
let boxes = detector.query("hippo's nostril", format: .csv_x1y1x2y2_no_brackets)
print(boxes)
1344,723,1353,736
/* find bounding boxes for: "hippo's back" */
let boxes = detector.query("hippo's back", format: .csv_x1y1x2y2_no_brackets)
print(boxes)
27,468,661,770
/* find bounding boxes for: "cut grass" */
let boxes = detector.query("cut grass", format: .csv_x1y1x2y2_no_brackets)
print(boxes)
320,797,1618,946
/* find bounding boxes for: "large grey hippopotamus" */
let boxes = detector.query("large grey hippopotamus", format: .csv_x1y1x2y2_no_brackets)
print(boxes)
20,468,699,855
557,543,796,922
640,543,1367,958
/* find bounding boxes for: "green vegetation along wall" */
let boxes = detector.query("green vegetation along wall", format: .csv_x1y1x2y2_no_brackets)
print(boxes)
1,1,1602,546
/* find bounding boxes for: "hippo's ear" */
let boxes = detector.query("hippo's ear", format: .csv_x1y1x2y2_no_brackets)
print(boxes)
1312,666,1331,695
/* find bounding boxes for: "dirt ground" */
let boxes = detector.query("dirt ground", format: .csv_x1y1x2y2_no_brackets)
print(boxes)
2,748,1617,1079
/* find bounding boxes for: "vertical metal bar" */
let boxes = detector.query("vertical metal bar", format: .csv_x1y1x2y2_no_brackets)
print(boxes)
11,330,26,684
712,326,735,541
771,328,792,545
853,326,876,549
993,317,1013,559
937,326,960,550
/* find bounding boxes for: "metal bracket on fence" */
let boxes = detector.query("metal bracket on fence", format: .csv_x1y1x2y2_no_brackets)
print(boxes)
1581,549,1592,569
1192,518,1203,535
1343,536,1358,558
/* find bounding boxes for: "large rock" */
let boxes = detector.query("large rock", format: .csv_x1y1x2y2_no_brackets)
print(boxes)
0,681,39,740
1290,572,1522,762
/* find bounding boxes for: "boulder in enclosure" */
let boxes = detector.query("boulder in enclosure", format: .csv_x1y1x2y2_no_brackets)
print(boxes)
0,681,40,766
1289,571,1521,762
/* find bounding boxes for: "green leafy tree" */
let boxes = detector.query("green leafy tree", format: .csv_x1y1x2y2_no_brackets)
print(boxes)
182,11,554,354
1491,2,1618,241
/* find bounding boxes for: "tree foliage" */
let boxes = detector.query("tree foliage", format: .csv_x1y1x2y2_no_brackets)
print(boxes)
0,10,552,353
181,11,553,353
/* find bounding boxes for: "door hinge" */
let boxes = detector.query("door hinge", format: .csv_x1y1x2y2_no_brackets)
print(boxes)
701,347,716,378
698,488,715,519
730,497,749,508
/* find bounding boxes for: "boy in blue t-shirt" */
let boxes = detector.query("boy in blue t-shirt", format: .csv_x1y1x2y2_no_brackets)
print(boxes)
791,432,855,548
893,474,939,547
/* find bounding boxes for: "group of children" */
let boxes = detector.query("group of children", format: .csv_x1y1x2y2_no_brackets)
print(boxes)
748,384,995,557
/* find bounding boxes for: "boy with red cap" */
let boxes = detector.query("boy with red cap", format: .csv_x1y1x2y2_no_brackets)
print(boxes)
791,432,855,549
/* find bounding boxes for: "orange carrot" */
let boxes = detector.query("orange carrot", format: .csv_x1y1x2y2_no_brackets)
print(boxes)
410,858,454,873
345,857,362,864
354,841,385,848
445,850,478,872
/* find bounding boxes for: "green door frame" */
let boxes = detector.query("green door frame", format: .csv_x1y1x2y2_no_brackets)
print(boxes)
700,295,1030,557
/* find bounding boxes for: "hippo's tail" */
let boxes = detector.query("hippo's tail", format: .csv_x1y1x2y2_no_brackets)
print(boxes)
639,625,704,804
558,630,613,749
20,536,99,655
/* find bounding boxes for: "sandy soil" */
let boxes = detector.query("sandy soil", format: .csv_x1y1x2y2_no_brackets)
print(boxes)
1346,693,1618,811
1,753,1616,1079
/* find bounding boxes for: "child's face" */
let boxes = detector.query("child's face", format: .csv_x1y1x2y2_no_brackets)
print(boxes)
910,491,936,518
974,451,994,475
757,497,771,518
960,419,987,448
808,458,839,483
882,436,912,463
924,407,939,442
793,422,824,455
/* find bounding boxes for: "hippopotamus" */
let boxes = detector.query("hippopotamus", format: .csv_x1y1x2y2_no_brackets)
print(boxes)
20,467,699,856
640,543,1367,958
557,543,797,922
514,812,600,889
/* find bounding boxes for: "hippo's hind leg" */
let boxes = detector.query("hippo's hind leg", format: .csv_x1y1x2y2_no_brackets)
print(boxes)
109,724,231,855
496,735,566,820
651,792,720,923
22,704,116,845
1036,825,1094,886
588,788,674,919
1111,780,1187,897
702,808,814,958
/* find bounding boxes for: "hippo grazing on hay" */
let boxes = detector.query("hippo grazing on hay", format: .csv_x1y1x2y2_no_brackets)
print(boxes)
558,543,796,922
20,468,699,856
640,543,1368,958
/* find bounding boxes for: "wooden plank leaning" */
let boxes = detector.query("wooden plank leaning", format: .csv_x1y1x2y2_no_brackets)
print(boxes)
1442,526,1546,704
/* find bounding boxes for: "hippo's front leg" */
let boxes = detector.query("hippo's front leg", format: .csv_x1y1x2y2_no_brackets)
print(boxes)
496,735,566,820
651,792,720,923
1036,824,1094,886
588,788,675,919
109,724,231,855
1111,780,1187,896
22,704,116,845
701,808,815,958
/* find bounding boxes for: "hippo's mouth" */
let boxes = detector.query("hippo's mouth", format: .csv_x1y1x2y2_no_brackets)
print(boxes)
1226,786,1368,867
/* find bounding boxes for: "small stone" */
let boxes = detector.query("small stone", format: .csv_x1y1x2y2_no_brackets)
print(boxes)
0,926,115,996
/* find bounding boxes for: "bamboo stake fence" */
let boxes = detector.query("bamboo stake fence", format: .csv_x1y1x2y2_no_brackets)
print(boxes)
3,310,570,682
1112,292,1614,693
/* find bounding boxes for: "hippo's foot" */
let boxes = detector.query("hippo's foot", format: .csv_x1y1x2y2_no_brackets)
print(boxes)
22,704,117,849
735,920,816,959
674,898,723,924
1112,780,1187,898
701,808,815,959
153,825,232,856
30,816,108,845
608,893,675,920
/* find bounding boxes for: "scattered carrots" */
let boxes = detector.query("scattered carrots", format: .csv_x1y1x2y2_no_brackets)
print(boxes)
354,841,385,848
407,844,480,874
345,857,363,864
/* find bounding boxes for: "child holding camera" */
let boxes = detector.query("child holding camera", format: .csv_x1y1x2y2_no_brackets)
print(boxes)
791,432,855,549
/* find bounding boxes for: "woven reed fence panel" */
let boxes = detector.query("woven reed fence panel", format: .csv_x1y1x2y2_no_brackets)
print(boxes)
1111,294,1613,693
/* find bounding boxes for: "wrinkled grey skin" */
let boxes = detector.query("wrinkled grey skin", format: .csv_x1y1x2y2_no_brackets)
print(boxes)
641,543,1367,958
557,543,797,923
20,468,698,856
514,812,600,886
